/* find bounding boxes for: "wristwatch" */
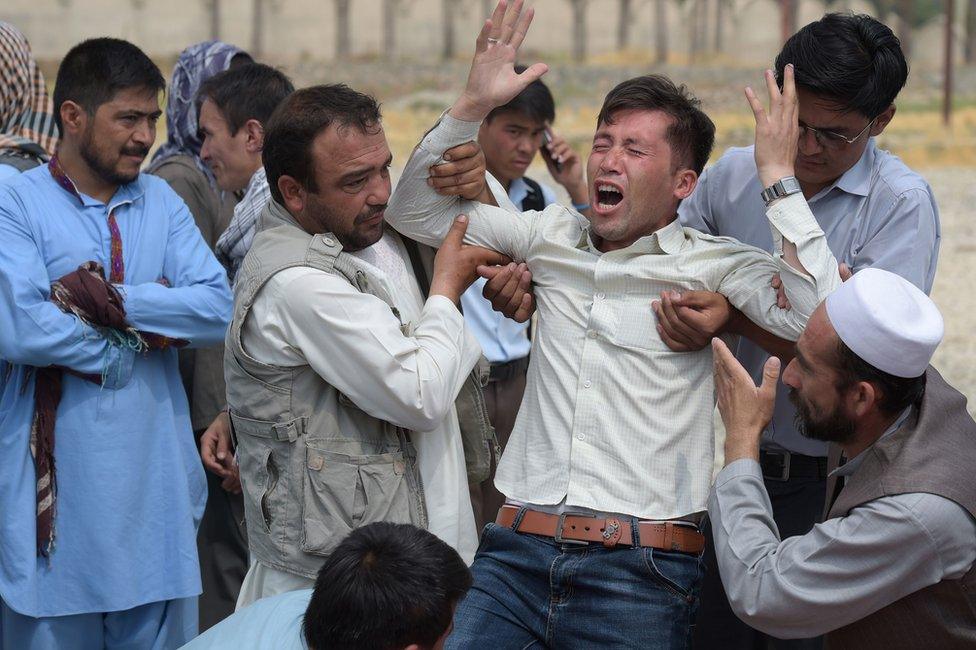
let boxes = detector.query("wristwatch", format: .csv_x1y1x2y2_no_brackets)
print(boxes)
761,176,801,206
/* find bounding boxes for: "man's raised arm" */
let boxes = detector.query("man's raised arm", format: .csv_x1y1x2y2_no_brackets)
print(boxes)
386,0,549,260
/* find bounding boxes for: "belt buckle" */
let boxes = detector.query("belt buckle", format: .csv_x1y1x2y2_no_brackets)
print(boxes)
553,513,589,546
763,449,791,482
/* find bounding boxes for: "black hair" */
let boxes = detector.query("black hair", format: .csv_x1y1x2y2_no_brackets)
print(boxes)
303,522,472,650
53,37,165,133
596,74,715,175
775,13,908,118
262,84,383,204
834,339,926,416
196,62,294,135
486,64,556,125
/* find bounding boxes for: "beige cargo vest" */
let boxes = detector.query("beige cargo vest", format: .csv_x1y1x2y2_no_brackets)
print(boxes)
825,367,976,649
224,200,496,578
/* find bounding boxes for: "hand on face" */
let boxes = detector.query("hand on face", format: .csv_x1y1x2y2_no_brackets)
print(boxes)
746,64,799,188
542,129,587,201
452,0,548,122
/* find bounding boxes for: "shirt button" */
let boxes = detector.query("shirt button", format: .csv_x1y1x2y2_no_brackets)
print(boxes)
322,236,336,246
583,380,592,388
587,330,597,339
577,433,585,441
596,292,606,300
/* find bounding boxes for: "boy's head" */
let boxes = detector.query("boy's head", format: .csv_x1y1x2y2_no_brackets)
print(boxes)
303,522,472,650
197,62,294,192
775,13,908,190
478,65,555,186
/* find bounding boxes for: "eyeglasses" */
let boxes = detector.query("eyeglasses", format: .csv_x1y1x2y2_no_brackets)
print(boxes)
798,118,876,149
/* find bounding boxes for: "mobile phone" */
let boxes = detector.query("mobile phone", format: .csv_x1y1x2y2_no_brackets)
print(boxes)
541,129,562,173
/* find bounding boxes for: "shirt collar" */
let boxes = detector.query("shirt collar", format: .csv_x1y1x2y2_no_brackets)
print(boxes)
508,177,528,206
830,404,915,478
812,139,876,201
577,217,686,256
48,154,145,209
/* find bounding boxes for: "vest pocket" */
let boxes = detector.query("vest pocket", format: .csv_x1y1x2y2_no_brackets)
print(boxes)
300,446,415,556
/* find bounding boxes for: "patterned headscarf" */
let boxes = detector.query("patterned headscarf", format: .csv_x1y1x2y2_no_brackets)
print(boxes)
0,22,58,159
149,40,247,188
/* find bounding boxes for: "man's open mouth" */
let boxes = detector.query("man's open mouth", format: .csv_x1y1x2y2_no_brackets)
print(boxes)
596,183,623,210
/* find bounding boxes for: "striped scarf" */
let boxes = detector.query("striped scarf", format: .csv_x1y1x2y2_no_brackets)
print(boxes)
0,22,58,162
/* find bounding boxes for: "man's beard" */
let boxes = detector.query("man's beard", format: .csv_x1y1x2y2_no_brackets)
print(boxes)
789,388,857,444
304,198,387,252
79,128,147,186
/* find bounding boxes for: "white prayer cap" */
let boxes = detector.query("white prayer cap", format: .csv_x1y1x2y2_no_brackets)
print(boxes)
824,268,943,378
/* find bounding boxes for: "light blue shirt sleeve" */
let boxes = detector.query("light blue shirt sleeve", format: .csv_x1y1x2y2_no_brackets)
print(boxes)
116,185,232,347
181,589,311,649
0,164,20,183
708,459,976,639
0,185,134,385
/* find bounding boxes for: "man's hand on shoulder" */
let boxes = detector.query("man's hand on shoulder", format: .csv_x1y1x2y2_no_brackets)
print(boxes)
479,262,535,322
653,290,733,352
429,141,495,204
451,0,548,123
430,215,511,305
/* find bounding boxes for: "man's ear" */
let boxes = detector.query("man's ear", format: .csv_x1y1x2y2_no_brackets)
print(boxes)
278,175,305,215
674,169,698,202
848,380,879,419
243,118,265,153
59,100,87,137
870,105,896,137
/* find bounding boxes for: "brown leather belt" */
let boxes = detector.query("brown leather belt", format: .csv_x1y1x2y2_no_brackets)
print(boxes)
496,506,705,554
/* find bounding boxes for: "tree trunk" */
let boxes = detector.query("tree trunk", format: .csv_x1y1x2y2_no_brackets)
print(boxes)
570,0,588,62
654,0,668,64
251,0,264,58
895,0,914,61
689,0,703,61
383,0,398,60
210,0,220,41
335,0,352,60
967,0,976,63
618,0,633,50
714,0,724,53
778,0,798,44
443,0,457,60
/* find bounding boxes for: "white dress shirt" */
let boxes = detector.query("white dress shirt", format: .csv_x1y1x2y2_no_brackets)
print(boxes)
235,231,481,607
708,411,976,639
385,114,841,520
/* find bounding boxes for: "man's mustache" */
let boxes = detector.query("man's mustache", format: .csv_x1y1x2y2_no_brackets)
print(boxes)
355,205,387,224
121,145,150,158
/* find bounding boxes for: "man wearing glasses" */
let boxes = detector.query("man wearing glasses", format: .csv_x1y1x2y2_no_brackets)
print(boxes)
663,13,941,649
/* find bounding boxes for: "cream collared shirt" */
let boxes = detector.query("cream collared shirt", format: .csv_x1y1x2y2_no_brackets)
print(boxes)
386,114,841,520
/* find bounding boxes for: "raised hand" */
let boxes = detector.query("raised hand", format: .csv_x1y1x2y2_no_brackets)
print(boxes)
746,64,799,189
712,338,780,464
451,0,549,122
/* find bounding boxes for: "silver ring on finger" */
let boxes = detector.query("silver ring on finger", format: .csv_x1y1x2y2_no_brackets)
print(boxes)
487,37,499,44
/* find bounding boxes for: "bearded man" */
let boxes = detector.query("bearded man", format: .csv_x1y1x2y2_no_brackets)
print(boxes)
0,38,232,648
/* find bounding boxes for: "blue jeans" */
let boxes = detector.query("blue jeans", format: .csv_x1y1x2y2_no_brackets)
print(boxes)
447,516,704,649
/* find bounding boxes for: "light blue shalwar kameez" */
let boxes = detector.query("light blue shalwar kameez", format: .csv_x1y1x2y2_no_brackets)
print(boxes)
0,163,233,649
